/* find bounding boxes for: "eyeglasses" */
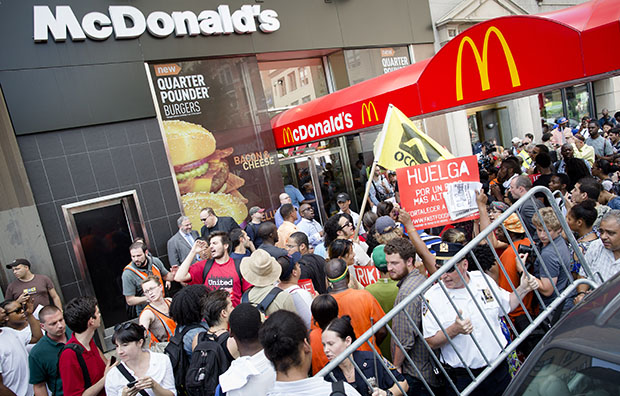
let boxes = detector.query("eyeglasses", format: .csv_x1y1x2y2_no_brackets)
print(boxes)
6,307,24,315
338,221,352,230
435,263,456,273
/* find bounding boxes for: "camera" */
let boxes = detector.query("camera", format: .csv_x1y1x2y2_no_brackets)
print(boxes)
517,244,534,256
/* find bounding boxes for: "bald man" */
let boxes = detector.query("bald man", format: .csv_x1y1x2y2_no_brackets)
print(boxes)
326,258,386,351
274,193,301,227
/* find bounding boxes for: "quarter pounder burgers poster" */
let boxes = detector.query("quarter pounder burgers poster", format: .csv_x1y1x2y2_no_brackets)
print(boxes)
146,57,284,232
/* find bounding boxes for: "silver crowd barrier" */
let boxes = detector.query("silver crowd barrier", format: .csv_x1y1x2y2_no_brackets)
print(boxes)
315,186,601,395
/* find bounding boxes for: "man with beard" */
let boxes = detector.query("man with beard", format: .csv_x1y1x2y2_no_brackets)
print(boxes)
175,231,250,306
490,157,520,203
384,238,439,396
122,241,174,316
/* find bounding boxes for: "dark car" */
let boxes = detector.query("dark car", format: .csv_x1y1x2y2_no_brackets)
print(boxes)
503,272,620,395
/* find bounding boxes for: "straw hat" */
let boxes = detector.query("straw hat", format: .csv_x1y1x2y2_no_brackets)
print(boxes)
240,249,281,287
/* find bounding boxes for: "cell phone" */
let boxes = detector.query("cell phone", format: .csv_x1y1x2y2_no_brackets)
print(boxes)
109,356,116,365
127,380,138,388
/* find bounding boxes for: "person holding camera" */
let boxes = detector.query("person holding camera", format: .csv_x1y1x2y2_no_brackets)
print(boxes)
105,322,175,396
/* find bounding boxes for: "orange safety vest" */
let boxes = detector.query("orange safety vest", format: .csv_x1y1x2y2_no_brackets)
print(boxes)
143,300,176,346
123,261,165,295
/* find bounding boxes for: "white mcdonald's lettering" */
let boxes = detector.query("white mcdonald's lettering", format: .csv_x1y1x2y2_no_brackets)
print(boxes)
287,112,353,144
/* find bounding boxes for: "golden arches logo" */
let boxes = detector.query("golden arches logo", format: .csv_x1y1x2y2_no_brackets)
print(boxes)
456,26,521,101
361,101,379,125
282,127,294,145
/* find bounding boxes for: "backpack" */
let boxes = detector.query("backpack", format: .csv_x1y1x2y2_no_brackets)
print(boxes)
330,381,347,396
164,324,202,396
241,287,283,316
185,332,231,396
56,343,90,395
202,258,242,284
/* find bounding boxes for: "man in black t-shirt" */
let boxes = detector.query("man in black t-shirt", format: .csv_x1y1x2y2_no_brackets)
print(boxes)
199,207,240,238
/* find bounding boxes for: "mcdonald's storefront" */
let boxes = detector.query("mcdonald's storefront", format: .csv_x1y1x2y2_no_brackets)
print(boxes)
0,0,435,332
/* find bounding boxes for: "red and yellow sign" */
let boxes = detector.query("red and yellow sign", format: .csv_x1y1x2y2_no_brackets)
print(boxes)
396,155,479,229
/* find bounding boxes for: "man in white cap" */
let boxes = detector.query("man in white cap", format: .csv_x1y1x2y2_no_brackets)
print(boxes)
240,249,297,317
510,137,521,156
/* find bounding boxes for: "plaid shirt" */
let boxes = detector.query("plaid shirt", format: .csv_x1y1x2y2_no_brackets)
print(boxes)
392,269,439,386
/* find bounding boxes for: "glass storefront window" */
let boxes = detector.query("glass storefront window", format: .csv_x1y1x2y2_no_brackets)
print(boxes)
259,59,328,117
539,83,593,129
566,84,592,124
329,46,411,89
540,89,564,126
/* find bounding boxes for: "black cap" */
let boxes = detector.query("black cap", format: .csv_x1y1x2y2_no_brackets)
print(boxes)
336,192,350,203
6,258,31,269
431,242,465,263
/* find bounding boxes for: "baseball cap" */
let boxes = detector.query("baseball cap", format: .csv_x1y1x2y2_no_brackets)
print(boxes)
375,216,396,235
336,192,350,203
602,180,613,192
511,137,521,144
372,245,388,272
432,242,465,263
249,206,265,216
6,258,31,269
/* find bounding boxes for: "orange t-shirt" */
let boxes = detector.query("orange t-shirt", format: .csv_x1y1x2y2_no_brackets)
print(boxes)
498,239,533,318
331,289,385,352
310,328,329,375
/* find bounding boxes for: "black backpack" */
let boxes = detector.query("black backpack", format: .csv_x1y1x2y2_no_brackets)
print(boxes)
185,332,231,396
202,258,242,283
330,381,347,395
165,324,202,396
240,287,283,315
56,343,90,395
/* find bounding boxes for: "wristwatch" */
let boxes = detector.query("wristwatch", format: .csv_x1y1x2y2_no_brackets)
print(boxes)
385,391,393,396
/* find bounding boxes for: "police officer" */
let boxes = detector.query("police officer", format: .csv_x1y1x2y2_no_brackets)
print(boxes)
422,242,538,396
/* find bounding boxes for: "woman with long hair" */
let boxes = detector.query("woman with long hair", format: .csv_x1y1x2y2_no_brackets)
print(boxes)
104,322,175,396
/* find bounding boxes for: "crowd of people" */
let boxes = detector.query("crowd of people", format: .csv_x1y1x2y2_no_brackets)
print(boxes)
2,111,620,396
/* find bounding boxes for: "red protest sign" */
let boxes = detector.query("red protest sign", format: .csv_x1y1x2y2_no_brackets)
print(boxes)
396,155,480,229
298,279,316,295
354,266,380,287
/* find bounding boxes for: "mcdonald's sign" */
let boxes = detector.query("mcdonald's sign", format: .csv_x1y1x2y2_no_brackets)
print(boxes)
455,26,521,101
282,127,295,145
361,101,379,125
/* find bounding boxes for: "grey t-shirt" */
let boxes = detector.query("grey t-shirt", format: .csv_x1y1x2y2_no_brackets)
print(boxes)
534,236,575,315
585,135,613,157
121,256,169,314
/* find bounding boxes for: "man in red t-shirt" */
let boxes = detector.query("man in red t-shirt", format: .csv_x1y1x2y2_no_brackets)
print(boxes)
175,231,251,306
58,296,114,396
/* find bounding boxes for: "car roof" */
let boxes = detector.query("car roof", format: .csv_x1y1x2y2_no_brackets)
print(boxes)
536,271,620,359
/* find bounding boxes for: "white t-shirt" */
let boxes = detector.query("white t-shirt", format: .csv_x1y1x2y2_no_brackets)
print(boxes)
0,327,33,396
267,376,361,396
105,351,176,396
284,285,313,329
422,271,511,369
219,350,276,396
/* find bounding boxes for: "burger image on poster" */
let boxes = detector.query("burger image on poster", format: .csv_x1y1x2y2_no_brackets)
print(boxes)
163,120,248,227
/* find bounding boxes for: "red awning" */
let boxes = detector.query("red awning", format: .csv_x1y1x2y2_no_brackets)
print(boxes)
271,0,620,149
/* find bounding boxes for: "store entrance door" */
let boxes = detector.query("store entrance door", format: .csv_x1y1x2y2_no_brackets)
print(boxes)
279,147,356,225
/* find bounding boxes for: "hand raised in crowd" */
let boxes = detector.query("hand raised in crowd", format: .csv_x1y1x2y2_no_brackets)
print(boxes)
24,296,35,316
452,309,473,335
476,189,488,208
519,270,539,293
490,183,502,200
17,290,29,305
397,207,413,228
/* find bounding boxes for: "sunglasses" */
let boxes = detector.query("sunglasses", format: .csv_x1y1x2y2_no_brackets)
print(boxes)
435,263,456,273
114,322,133,332
7,307,24,315
200,217,208,222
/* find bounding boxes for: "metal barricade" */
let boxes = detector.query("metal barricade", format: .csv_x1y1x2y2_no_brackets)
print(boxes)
315,186,601,395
